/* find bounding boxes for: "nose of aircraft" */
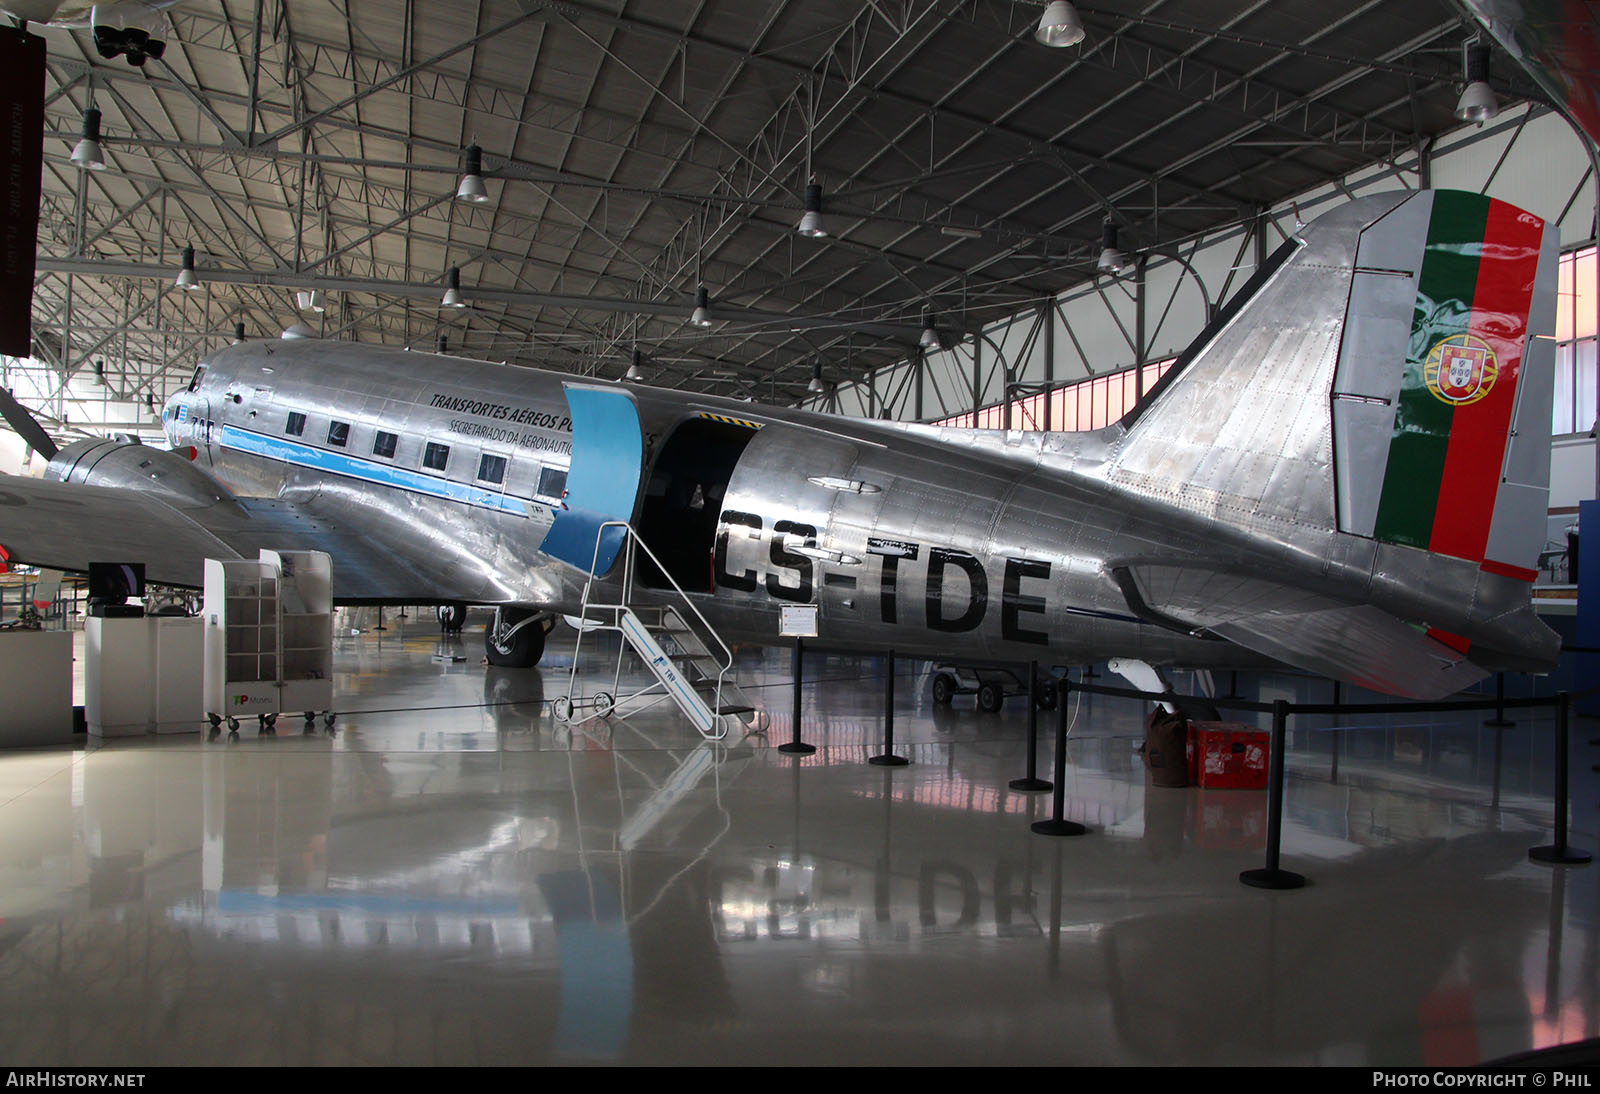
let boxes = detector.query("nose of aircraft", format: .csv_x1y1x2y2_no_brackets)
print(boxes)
161,390,190,446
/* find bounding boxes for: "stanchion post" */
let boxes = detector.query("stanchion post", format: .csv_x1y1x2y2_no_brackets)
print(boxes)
1241,698,1307,889
779,637,816,755
1010,659,1051,792
1485,672,1515,728
1530,692,1592,865
869,650,908,766
1031,678,1086,837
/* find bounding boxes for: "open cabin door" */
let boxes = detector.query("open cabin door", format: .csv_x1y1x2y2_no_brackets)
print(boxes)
635,414,761,591
537,384,644,576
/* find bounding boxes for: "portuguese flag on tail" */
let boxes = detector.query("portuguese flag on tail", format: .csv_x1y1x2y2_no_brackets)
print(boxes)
1371,191,1544,569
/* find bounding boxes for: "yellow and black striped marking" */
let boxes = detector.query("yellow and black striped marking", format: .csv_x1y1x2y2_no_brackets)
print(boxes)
697,412,763,429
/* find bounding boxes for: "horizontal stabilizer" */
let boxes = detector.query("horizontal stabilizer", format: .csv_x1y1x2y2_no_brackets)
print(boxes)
1124,564,1487,700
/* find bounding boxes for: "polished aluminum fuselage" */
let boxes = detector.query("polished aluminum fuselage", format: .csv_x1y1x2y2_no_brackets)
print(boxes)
160,323,1542,676
162,339,1253,668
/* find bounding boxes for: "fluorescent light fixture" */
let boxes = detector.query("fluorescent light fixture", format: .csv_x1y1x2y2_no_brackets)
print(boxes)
456,144,489,203
1035,1,1085,47
175,245,200,291
690,284,713,327
71,108,105,170
797,183,827,237
940,224,982,240
295,290,325,313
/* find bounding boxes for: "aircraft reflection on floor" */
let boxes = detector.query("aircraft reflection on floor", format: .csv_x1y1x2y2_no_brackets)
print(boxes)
0,621,1592,1065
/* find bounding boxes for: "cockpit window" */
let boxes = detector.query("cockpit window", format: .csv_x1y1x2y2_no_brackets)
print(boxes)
187,366,206,392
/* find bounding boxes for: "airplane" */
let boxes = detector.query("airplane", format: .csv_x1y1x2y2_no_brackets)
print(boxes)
0,187,1564,708
2,2,184,64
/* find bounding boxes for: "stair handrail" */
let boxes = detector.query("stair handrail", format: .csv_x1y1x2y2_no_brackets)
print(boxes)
572,520,734,732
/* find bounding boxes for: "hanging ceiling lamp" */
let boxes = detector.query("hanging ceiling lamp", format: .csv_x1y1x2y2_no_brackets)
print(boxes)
174,245,200,291
71,107,105,170
797,183,827,237
1097,220,1128,275
1455,42,1498,124
1035,1,1085,48
690,285,713,327
456,144,489,203
442,266,467,308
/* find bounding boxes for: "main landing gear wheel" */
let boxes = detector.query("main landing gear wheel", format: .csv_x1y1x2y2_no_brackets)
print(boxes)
932,673,956,705
438,602,467,634
977,682,1005,714
484,608,550,668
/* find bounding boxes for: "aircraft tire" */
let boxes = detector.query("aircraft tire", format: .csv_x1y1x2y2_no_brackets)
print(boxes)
485,608,545,668
977,682,1005,714
438,603,467,633
931,673,956,705
1035,683,1058,712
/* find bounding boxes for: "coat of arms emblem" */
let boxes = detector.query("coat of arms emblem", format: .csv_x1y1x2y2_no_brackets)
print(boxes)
1423,334,1498,406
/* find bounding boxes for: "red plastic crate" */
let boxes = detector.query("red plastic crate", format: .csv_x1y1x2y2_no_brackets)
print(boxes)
1189,721,1269,790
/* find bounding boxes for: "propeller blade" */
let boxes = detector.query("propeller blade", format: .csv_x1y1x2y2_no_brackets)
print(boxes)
0,388,59,461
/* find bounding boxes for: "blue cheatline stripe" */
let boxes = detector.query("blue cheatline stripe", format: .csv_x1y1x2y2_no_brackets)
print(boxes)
219,424,540,517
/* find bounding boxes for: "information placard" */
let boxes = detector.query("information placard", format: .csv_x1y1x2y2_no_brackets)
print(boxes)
779,604,818,638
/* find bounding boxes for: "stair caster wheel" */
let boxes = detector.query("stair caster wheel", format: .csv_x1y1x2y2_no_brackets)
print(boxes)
552,696,572,722
259,714,277,734
207,713,221,739
226,716,240,734
593,692,614,718
323,712,337,729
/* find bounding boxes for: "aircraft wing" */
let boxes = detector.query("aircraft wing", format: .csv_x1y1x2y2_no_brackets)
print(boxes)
1121,564,1489,700
0,474,437,601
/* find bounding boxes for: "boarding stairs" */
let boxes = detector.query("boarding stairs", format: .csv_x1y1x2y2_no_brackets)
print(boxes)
554,520,763,740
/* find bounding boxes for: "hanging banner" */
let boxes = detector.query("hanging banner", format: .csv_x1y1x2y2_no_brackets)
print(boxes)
0,29,45,359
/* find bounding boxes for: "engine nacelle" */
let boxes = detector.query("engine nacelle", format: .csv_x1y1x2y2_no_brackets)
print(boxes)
45,438,243,514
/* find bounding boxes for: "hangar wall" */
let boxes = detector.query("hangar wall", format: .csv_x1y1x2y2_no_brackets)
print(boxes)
807,101,1599,508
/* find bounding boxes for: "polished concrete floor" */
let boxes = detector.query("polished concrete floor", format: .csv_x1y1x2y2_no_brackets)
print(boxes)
0,613,1594,1066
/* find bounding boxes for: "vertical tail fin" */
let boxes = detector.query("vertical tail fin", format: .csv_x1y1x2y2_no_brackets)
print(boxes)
1112,189,1558,577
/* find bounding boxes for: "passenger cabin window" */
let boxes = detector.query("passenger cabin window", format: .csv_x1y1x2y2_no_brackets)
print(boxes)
373,431,398,459
285,411,306,437
327,421,350,448
478,454,507,485
538,466,568,499
423,442,450,471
